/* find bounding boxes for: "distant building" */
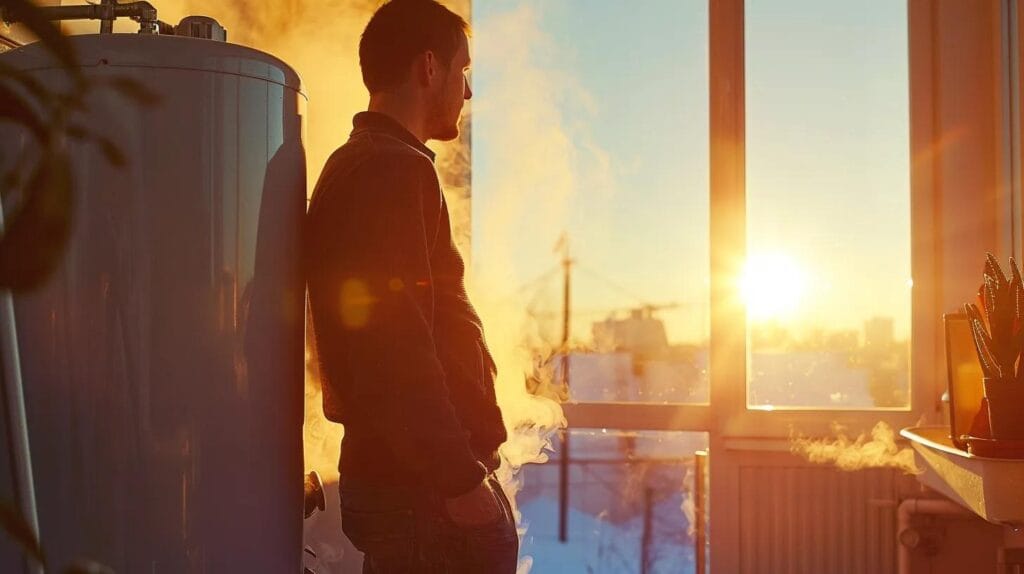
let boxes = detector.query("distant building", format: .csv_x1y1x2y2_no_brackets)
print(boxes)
864,317,895,351
826,329,860,353
751,321,794,351
591,307,670,355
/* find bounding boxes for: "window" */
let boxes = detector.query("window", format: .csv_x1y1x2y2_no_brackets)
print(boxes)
517,429,708,574
744,0,912,410
473,0,710,406
476,2,929,572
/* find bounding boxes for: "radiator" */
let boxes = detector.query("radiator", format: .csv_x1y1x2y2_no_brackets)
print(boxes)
738,466,900,574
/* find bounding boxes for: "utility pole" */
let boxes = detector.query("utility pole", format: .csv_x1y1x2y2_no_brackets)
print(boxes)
558,233,572,543
695,451,708,574
641,487,654,574
560,236,572,393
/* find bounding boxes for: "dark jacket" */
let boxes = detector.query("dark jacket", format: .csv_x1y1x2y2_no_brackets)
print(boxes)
305,112,507,498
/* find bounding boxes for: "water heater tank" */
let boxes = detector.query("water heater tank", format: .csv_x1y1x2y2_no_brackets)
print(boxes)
0,34,306,573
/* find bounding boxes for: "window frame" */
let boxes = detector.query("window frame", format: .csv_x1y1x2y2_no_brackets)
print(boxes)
565,0,937,440
561,3,1023,573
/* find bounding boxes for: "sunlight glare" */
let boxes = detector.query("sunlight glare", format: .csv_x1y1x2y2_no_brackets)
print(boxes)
740,252,809,322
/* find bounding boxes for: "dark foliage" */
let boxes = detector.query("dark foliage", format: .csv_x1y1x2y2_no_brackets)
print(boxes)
1,1,157,572
0,0,157,291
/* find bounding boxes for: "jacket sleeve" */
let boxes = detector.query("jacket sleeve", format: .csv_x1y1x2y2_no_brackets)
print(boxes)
310,154,485,497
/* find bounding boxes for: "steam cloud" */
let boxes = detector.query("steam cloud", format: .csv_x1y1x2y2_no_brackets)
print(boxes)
791,421,920,474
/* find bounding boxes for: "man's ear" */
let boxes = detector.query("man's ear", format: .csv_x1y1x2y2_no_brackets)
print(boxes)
410,51,436,87
422,50,438,85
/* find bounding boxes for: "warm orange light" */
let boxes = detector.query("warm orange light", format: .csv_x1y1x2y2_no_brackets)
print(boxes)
339,278,376,329
740,252,809,322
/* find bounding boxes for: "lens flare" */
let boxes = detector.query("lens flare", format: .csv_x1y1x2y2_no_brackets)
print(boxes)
740,252,809,322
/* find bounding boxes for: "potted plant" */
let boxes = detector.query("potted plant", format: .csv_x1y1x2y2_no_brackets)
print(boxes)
964,254,1024,441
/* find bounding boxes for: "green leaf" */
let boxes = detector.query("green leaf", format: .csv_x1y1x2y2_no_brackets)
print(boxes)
64,125,127,168
0,78,46,141
103,76,160,106
0,60,53,106
0,148,73,291
1,168,20,191
0,174,13,191
0,501,45,567
1,0,80,76
94,135,125,167
65,123,89,140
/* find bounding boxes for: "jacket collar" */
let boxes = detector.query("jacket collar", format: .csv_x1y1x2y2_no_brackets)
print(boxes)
351,111,436,163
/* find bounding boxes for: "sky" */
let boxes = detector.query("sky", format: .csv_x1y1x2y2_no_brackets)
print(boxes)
471,0,911,345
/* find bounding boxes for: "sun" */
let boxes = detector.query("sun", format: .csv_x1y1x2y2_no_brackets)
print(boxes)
740,252,810,322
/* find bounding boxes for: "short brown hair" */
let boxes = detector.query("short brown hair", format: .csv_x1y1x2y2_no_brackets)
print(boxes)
359,0,470,93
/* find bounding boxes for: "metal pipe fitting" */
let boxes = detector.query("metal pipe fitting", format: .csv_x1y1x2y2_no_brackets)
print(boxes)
1,1,166,35
897,498,974,574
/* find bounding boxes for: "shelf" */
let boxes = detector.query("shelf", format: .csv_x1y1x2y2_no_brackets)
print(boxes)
901,426,1024,526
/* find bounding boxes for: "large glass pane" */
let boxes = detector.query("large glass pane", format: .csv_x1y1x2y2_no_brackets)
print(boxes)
744,0,911,409
472,0,710,405
517,429,708,573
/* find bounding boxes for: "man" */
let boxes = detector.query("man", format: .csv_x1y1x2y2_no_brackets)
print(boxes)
304,1,517,572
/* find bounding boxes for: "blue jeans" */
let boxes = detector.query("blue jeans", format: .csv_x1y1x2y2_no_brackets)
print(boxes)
339,475,519,574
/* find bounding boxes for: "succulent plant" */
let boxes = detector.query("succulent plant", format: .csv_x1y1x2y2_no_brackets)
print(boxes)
964,253,1024,383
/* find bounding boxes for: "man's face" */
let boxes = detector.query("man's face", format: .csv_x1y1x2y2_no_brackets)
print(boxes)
428,34,472,142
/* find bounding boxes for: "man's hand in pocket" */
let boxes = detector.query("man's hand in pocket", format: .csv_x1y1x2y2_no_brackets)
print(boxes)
444,480,502,527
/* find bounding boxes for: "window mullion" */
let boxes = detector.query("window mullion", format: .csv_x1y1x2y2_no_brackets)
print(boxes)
709,0,747,434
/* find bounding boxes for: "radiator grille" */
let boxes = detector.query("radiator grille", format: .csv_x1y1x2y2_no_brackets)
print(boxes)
738,466,899,574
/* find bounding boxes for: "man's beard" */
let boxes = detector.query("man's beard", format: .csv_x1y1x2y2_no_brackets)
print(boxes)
427,88,461,141
434,118,461,141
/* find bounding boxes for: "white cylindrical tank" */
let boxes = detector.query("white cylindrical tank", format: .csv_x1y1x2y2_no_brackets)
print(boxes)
0,33,306,573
